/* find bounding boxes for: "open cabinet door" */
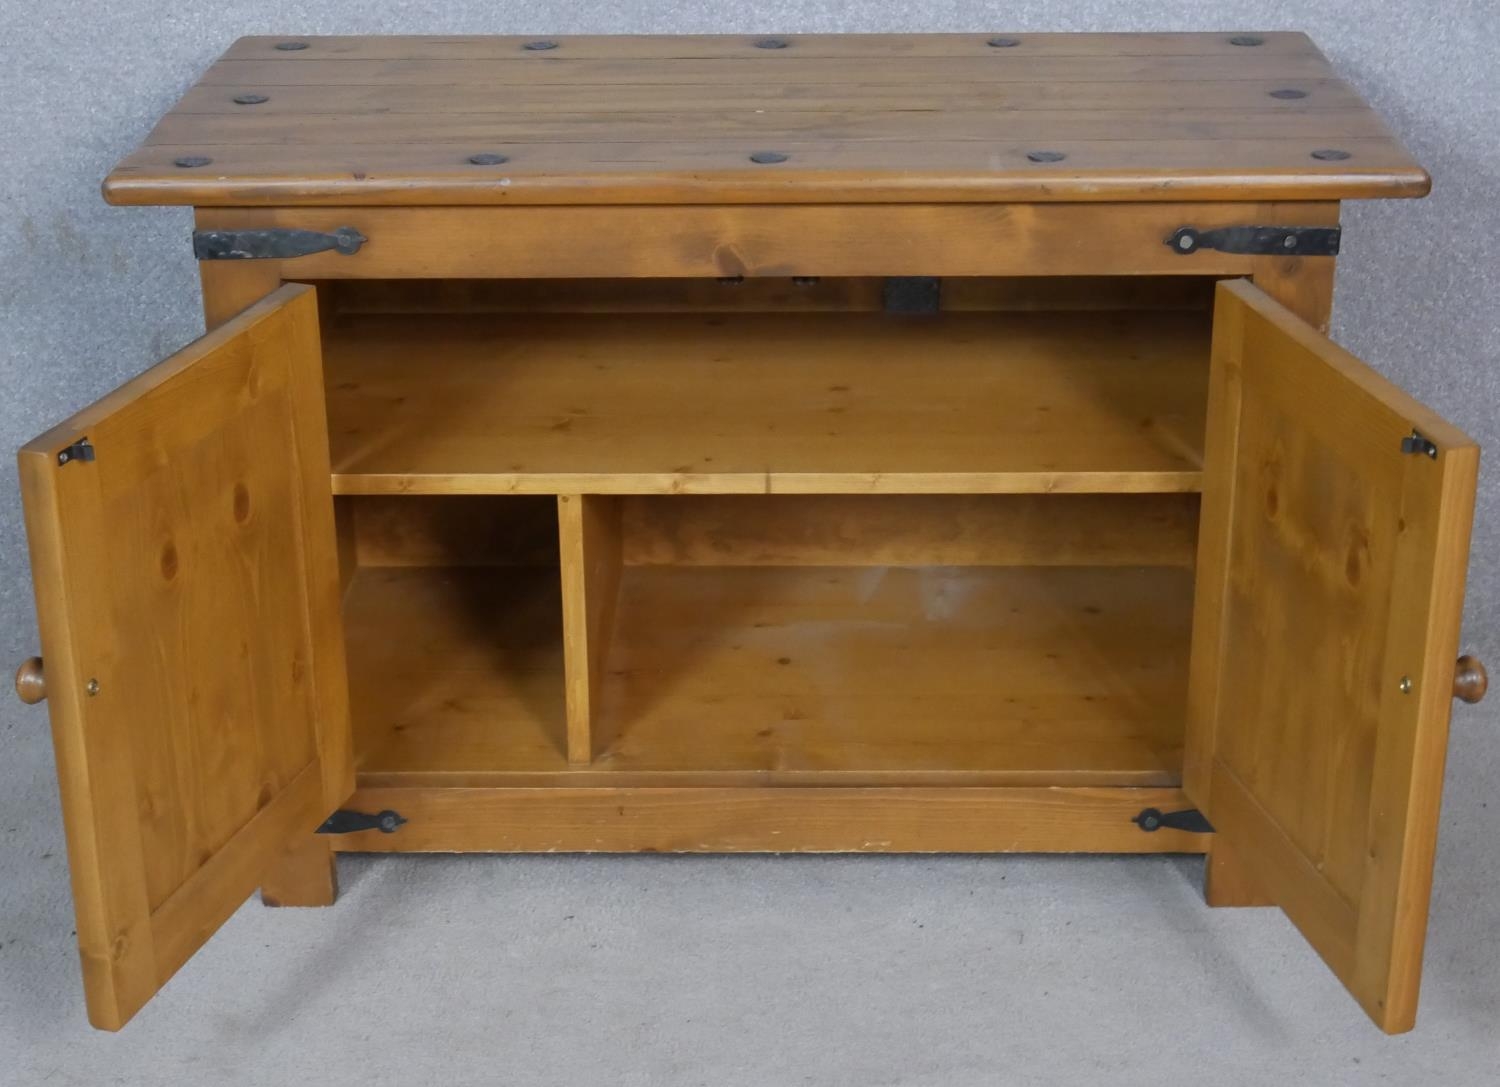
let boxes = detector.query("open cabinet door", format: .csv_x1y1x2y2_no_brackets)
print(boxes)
1185,279,1478,1033
18,285,352,1030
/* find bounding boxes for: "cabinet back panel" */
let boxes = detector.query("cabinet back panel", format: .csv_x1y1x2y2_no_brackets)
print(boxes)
620,494,1198,568
341,495,561,568
333,493,1198,569
319,276,1216,316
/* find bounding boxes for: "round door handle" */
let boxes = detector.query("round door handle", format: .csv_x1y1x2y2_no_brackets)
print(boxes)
1453,655,1488,704
15,657,46,705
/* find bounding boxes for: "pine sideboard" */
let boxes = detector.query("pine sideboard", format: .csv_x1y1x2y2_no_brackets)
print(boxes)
13,32,1488,1032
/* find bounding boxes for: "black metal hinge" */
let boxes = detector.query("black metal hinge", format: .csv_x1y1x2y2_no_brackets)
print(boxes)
316,809,407,835
1132,807,1214,834
1165,225,1341,257
1401,429,1439,459
192,226,367,261
56,438,95,466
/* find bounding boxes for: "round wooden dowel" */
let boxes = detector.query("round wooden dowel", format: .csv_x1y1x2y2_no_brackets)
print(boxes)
1453,655,1488,704
14,657,46,705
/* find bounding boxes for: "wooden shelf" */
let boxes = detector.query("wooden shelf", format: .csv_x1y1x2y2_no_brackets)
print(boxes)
346,562,1191,787
325,310,1209,496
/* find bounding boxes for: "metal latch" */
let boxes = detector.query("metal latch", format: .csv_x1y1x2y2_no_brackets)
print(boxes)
56,438,95,466
1132,807,1214,833
1401,430,1439,458
192,226,367,261
316,809,407,835
883,277,941,315
1165,225,1341,257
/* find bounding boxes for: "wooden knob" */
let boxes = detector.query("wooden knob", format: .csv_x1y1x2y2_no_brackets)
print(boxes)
15,657,46,705
1454,655,1488,704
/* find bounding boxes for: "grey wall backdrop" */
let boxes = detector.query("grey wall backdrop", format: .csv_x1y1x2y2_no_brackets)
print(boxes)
2,2,1497,1083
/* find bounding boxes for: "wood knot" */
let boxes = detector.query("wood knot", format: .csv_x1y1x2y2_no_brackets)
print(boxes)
159,541,179,580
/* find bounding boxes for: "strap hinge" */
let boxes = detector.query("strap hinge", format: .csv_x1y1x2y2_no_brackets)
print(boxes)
316,809,407,835
1132,807,1214,834
1165,225,1341,257
193,226,367,261
57,438,95,466
1401,429,1439,458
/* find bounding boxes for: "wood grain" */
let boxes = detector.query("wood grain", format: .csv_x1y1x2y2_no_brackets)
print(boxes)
619,494,1200,569
346,495,559,568
323,309,1210,496
1203,834,1272,908
199,261,282,330
198,203,1340,279
1183,279,1478,1033
258,832,338,908
558,496,624,764
170,78,1375,119
343,566,567,776
221,32,1329,61
17,286,350,1029
344,564,1190,788
103,34,1426,207
148,109,1400,147
331,784,1211,854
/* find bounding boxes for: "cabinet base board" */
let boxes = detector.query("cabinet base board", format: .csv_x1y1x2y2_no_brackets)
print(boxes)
331,784,1210,854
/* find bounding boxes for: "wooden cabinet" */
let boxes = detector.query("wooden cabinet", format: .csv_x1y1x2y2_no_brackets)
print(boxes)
15,32,1485,1033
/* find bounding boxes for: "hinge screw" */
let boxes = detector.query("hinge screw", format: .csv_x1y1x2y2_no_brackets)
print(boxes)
523,40,558,51
232,93,269,105
85,678,100,697
987,37,1021,48
1399,676,1413,694
273,41,309,51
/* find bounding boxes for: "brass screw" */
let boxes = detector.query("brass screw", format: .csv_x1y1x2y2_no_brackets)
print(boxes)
85,678,100,697
1398,676,1413,694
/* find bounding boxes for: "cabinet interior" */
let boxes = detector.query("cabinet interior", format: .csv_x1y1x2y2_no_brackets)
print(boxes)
322,277,1215,789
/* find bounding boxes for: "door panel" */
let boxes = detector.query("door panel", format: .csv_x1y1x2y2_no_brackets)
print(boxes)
1185,279,1477,1033
18,285,351,1029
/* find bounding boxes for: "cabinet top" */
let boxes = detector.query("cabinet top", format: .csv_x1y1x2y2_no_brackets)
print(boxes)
102,32,1428,208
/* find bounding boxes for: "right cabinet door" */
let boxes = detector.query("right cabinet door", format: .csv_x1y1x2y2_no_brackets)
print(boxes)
1185,279,1479,1033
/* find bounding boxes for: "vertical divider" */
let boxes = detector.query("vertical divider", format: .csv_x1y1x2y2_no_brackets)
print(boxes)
558,495,625,765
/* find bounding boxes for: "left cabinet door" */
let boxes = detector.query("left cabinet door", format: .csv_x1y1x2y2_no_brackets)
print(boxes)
17,285,353,1030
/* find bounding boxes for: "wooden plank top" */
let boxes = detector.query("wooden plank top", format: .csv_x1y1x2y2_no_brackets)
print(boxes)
102,33,1429,207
